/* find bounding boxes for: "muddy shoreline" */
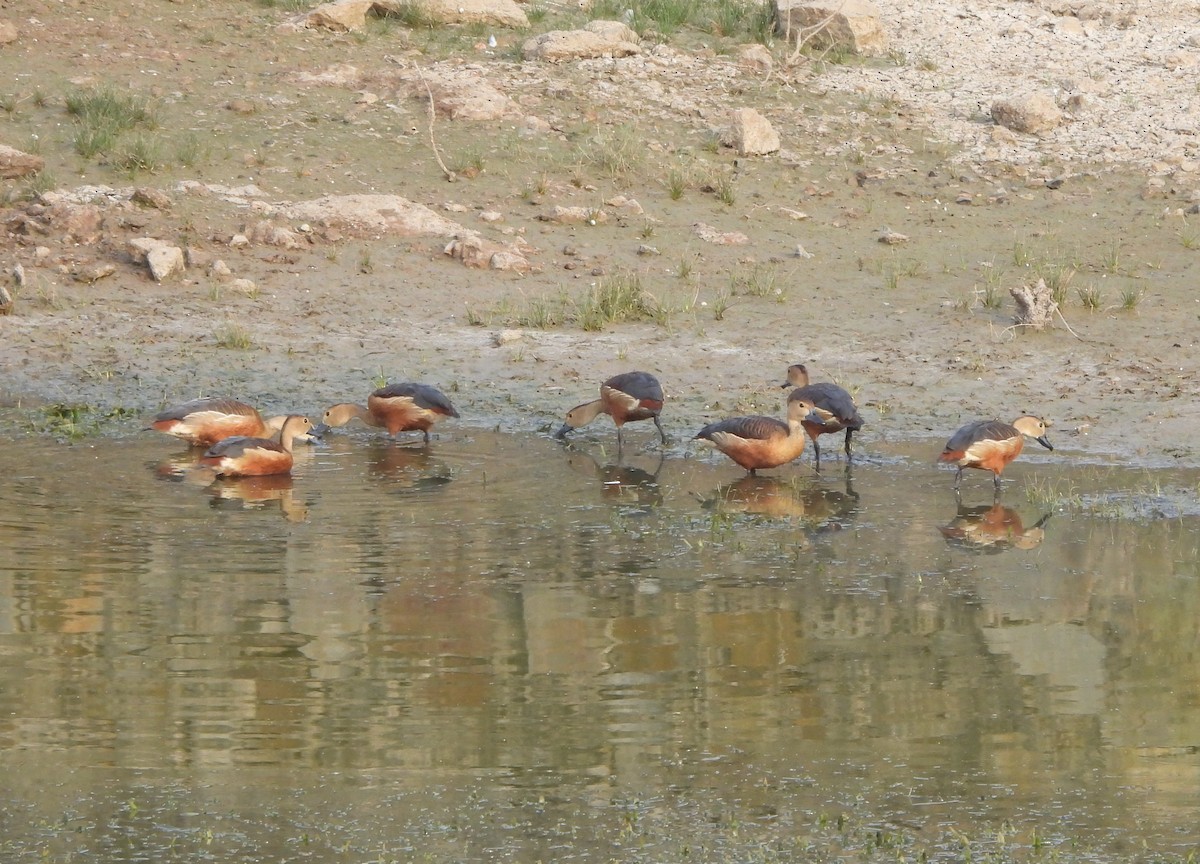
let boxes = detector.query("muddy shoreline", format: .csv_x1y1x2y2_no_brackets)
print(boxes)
2,0,1198,470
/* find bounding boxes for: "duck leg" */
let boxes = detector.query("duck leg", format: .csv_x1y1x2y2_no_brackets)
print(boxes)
653,415,667,444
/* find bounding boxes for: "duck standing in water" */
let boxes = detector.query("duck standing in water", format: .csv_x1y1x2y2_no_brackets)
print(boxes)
780,363,864,466
555,371,667,448
318,382,459,444
151,397,293,447
200,415,315,477
695,397,829,475
939,415,1053,491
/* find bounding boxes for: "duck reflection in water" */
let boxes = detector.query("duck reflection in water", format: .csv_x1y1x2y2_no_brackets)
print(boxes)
699,473,859,525
563,447,665,509
364,441,454,491
207,475,310,523
939,502,1050,553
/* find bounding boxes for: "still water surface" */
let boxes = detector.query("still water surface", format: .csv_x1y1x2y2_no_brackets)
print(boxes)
1,430,1198,862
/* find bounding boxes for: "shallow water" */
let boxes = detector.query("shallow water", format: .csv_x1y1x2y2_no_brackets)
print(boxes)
1,429,1199,862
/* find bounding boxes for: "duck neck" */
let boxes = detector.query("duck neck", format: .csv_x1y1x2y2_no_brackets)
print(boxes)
568,399,606,429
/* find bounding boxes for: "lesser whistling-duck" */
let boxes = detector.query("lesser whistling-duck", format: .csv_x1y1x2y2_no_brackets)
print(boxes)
199,415,315,478
555,371,667,448
694,397,829,475
938,415,1053,490
780,363,864,466
150,397,295,448
318,382,460,444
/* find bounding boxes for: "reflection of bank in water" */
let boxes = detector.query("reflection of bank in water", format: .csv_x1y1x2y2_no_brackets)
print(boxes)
939,502,1050,552
699,474,859,525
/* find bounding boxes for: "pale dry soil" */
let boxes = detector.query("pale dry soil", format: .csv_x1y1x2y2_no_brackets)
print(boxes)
2,0,1199,467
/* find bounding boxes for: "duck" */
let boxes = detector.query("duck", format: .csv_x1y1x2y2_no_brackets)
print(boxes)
150,396,293,448
938,415,1053,491
199,415,315,478
694,397,829,475
318,382,460,443
555,371,666,448
780,363,864,466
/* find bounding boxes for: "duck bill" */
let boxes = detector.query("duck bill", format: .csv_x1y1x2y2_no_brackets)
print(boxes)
1036,435,1054,451
310,423,331,437
554,423,573,440
803,410,828,427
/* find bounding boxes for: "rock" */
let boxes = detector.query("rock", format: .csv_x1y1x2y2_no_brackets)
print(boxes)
302,0,375,31
583,20,640,43
489,250,530,272
131,187,172,210
523,27,641,62
185,246,211,269
444,234,531,272
0,280,13,315
147,246,185,282
129,238,186,282
231,278,258,295
693,222,750,245
209,259,233,280
274,194,467,238
738,44,774,73
0,20,17,45
539,206,609,225
991,93,1064,135
12,200,107,244
773,0,888,56
726,107,780,156
398,70,520,121
1010,278,1058,330
1053,15,1085,36
605,195,644,215
492,329,523,346
479,210,503,222
289,64,362,88
73,263,117,284
878,229,909,245
0,144,43,179
248,220,306,249
520,115,553,137
376,0,528,28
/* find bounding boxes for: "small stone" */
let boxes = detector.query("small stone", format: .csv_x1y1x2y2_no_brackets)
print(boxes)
230,234,250,248
131,187,172,210
74,263,117,284
147,245,185,282
991,92,1064,135
491,329,523,346
725,107,780,156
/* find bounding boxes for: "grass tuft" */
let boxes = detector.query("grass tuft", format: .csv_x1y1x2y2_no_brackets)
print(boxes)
575,271,660,331
215,323,254,350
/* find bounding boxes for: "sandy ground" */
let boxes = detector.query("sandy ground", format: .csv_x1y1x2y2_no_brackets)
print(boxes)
1,0,1198,466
